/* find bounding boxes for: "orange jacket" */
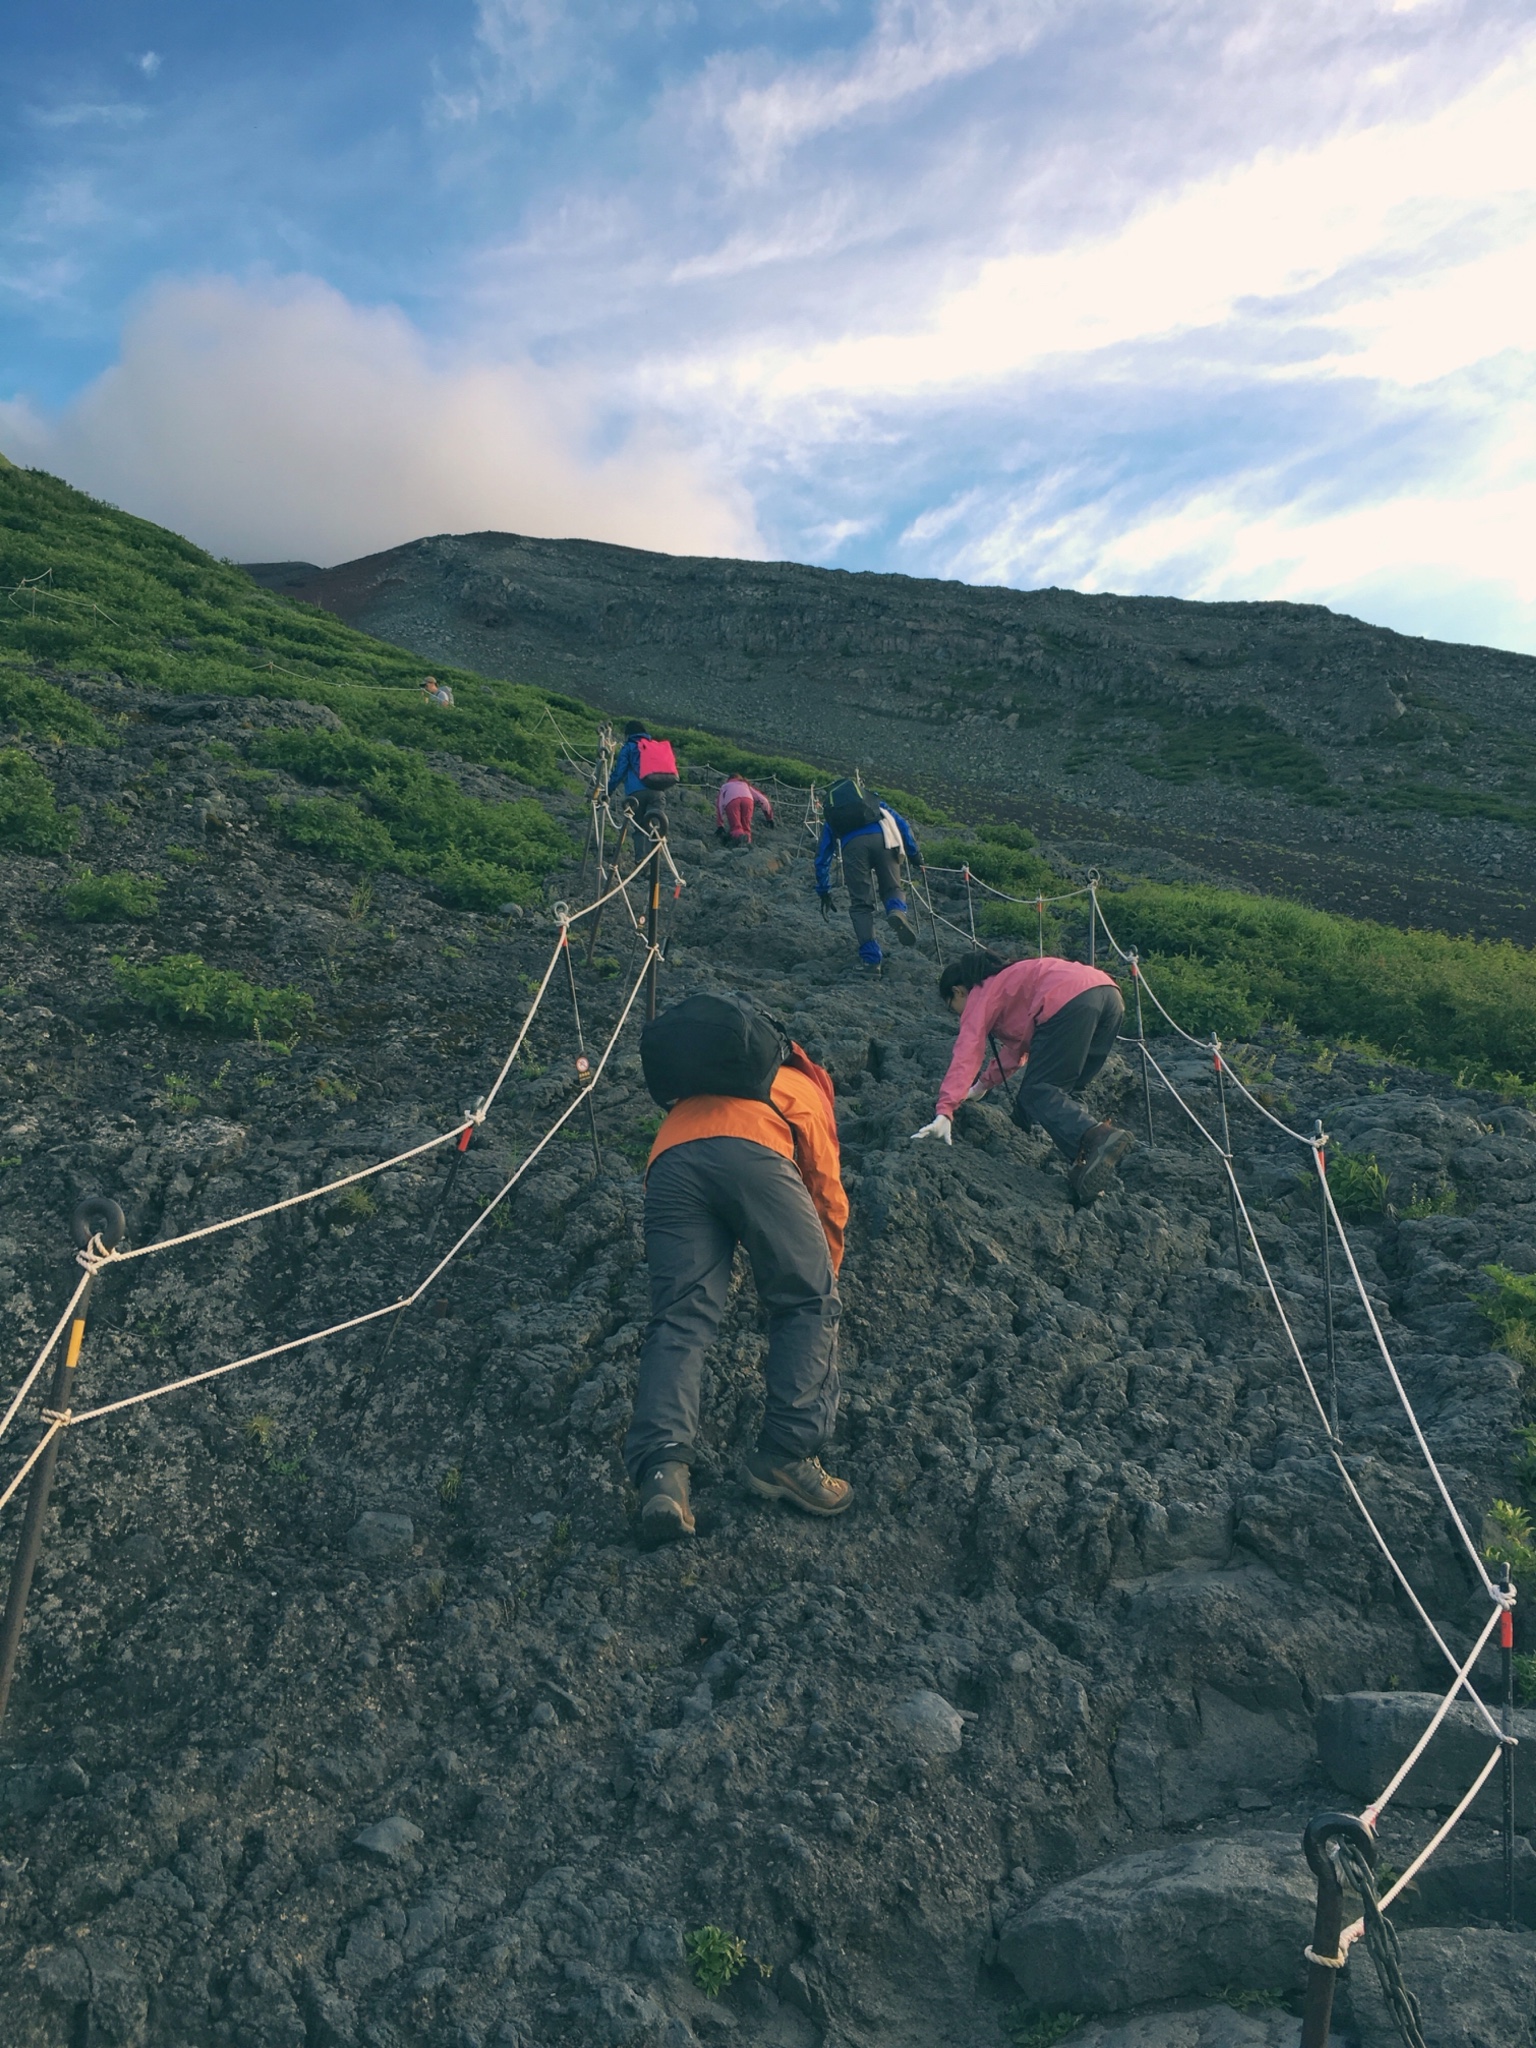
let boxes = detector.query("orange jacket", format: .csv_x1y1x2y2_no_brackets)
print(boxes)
648,1050,848,1271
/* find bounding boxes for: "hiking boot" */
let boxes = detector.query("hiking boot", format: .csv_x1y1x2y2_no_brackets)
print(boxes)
636,1460,695,1547
888,910,918,947
1067,1121,1134,1205
743,1448,853,1517
857,940,884,970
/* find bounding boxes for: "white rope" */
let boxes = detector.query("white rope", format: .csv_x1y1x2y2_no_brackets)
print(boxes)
1361,1600,1509,1826
50,943,660,1434
1336,1743,1508,1964
0,1268,92,1443
0,1422,63,1515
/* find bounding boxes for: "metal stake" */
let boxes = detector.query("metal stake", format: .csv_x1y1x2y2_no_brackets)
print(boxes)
1212,1039,1245,1277
1502,1562,1516,1930
1317,1123,1339,1438
0,1196,124,1732
1087,878,1097,969
1131,952,1154,1150
1299,1814,1374,2048
645,833,662,1021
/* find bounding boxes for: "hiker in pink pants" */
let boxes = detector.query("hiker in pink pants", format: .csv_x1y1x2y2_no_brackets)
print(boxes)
716,776,775,847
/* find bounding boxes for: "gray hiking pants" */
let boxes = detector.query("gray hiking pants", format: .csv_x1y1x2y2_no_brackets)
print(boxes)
842,832,907,946
624,1137,841,1483
1012,984,1125,1159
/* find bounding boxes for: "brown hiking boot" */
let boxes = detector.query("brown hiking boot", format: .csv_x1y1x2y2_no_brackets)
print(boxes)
1067,1121,1134,1205
888,910,918,947
743,1448,853,1517
637,1460,695,1547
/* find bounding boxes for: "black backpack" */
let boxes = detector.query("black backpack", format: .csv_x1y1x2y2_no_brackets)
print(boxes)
640,995,790,1109
825,777,882,838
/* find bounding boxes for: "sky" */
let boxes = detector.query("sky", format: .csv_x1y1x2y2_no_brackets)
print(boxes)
3,2,1536,653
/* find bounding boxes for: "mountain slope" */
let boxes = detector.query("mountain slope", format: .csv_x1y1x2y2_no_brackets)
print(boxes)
248,531,1536,943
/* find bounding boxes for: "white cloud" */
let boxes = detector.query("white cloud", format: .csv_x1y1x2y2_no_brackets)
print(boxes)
0,275,761,566
138,51,162,78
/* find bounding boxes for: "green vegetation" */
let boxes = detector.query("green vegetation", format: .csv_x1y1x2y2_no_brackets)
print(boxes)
1111,882,1536,1093
155,1071,199,1114
1323,1151,1390,1222
684,1925,747,1998
1128,705,1336,802
0,663,111,744
1515,1652,1536,1708
1478,1267,1536,1375
114,952,314,1039
327,1186,376,1226
61,867,162,920
253,727,572,908
0,746,79,853
1481,1500,1536,1582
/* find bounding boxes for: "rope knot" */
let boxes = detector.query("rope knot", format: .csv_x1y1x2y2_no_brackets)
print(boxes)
41,1407,73,1428
1304,1945,1347,1970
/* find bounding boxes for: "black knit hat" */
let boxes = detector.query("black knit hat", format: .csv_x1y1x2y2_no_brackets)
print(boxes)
624,720,649,738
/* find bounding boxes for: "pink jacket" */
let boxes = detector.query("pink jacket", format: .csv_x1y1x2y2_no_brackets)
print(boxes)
936,958,1119,1118
716,777,774,826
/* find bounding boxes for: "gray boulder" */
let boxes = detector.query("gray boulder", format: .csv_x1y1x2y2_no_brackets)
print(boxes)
889,1690,967,1758
1065,2006,1300,2047
997,1835,1314,2013
1347,1926,1536,2048
346,1511,414,1562
1316,1692,1535,1828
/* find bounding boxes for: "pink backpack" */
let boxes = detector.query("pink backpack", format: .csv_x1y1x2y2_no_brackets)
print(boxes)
637,737,679,789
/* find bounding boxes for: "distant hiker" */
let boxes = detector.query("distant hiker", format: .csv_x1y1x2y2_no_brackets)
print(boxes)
814,778,920,969
716,774,775,847
912,949,1134,1204
421,676,454,708
609,720,680,840
626,993,852,1546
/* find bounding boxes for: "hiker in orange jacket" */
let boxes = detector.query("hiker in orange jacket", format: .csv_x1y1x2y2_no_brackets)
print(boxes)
626,995,851,1546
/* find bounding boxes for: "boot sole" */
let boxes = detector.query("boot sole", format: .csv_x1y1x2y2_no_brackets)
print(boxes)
742,1467,854,1517
1071,1131,1135,1204
889,916,918,947
638,1498,695,1547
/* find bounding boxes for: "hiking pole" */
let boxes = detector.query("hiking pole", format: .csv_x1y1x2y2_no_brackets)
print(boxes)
1212,1038,1246,1278
1130,951,1154,1150
1316,1123,1339,1438
558,911,602,1174
0,1195,124,1734
988,1032,1019,1113
1300,1814,1376,2048
1502,1561,1516,1930
645,832,662,1021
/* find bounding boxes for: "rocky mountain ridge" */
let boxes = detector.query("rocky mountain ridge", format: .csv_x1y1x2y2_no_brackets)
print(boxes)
2,669,1535,2047
247,537,1536,945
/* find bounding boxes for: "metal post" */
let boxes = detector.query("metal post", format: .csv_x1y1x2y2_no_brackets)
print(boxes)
1131,952,1154,1150
1300,1814,1376,2048
561,922,602,1175
1317,1123,1339,1438
1087,880,1097,969
0,1196,124,1732
1213,1039,1246,1278
1502,1563,1516,1930
645,834,662,1022
963,865,976,944
1036,896,1044,959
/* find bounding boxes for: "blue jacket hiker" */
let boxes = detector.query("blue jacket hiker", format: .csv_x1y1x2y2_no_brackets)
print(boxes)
814,779,921,969
609,721,653,800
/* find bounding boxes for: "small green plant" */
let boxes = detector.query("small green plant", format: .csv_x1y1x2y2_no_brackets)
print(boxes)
1401,1185,1457,1220
62,868,162,921
245,1413,278,1453
113,952,314,1038
1479,1267,1536,1371
1482,1500,1536,1581
1221,1987,1286,2014
313,1073,359,1103
1008,2013,1083,2048
1367,1077,1391,1094
347,878,373,920
210,1058,232,1090
156,1071,199,1114
1514,1652,1536,1707
165,843,207,865
439,1467,462,1506
685,1925,746,1998
0,747,80,854
253,1072,276,1089
1324,1151,1390,1221
328,1186,376,1225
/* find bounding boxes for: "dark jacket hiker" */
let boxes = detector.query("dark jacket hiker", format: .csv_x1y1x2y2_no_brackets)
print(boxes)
626,995,853,1545
814,779,921,968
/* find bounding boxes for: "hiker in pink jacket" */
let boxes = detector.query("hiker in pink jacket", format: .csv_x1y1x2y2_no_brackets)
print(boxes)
912,949,1134,1204
716,776,776,847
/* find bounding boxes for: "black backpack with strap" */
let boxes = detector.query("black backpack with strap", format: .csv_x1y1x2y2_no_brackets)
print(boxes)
640,994,790,1109
824,777,882,838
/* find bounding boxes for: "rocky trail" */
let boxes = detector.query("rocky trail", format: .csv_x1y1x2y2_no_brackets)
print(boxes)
3,685,1536,2048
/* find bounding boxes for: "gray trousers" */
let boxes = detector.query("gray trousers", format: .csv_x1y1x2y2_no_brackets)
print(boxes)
624,1138,841,1482
1012,984,1125,1158
842,833,907,946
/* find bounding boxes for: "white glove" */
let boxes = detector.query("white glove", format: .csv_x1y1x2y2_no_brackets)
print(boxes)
966,1080,989,1100
911,1114,952,1145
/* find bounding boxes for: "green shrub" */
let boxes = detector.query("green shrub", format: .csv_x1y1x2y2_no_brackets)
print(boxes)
62,868,161,920
1129,705,1331,800
1482,1499,1536,1582
1323,1151,1389,1222
0,747,79,854
0,667,111,744
113,952,314,1038
1479,1266,1536,1372
684,1925,746,1998
1514,1651,1536,1707
1009,2013,1083,2047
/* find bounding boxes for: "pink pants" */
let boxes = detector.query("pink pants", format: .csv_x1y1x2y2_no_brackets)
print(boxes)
722,796,754,842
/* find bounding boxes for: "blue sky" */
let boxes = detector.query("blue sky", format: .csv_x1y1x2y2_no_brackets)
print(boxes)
4,2,1536,653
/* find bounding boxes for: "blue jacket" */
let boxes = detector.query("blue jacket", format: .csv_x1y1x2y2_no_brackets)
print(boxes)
815,805,920,894
608,735,649,799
